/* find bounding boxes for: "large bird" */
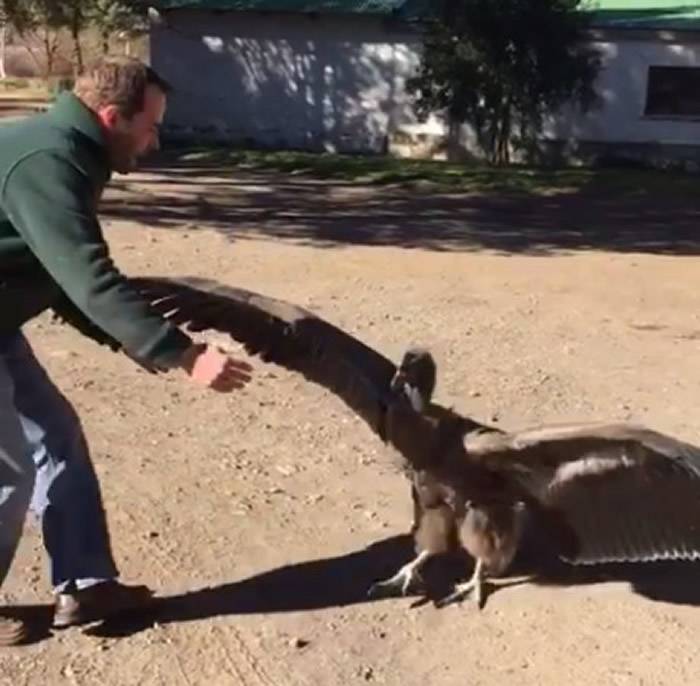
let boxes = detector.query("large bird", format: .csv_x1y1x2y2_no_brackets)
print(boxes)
53,276,700,607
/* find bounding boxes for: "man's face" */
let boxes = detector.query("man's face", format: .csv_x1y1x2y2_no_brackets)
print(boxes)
98,84,166,173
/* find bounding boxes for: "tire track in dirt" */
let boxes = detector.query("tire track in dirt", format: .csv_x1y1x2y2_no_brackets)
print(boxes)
213,625,277,686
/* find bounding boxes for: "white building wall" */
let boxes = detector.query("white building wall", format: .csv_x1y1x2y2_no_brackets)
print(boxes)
150,10,425,152
150,11,700,157
544,36,700,147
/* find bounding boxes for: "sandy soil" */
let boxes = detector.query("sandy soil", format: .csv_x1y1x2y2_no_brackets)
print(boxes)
1,161,700,685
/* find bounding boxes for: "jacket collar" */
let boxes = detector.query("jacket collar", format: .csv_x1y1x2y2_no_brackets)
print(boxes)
49,91,107,148
48,91,112,185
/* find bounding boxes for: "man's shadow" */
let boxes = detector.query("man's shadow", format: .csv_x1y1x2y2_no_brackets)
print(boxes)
84,531,700,640
12,531,700,644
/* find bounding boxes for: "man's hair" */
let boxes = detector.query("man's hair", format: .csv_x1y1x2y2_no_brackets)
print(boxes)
73,56,171,119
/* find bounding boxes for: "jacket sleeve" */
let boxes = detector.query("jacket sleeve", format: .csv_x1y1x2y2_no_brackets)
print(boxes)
50,294,161,374
51,292,122,351
2,148,193,369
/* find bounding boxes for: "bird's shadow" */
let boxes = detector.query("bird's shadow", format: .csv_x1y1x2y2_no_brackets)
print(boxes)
11,532,700,644
1,604,54,646
86,531,700,640
511,529,700,606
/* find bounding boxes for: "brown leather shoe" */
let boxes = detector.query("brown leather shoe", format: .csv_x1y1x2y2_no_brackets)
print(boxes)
0,615,28,646
53,581,155,628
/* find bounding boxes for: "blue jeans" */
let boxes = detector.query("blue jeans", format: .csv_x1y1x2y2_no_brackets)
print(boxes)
0,331,118,594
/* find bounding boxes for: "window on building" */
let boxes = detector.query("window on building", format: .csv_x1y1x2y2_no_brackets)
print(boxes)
644,66,700,118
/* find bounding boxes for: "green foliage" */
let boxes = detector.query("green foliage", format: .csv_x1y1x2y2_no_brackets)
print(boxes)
89,0,148,53
2,0,63,35
0,0,148,77
0,76,30,88
407,0,603,165
1,1,30,34
4,0,66,77
157,147,700,200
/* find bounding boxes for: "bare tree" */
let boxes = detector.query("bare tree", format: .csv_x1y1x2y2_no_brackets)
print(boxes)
0,8,7,79
5,0,65,78
58,0,90,74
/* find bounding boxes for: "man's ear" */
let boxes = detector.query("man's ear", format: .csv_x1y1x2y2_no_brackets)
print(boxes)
96,104,122,130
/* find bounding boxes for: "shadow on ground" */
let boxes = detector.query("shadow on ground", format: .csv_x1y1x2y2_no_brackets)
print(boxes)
12,532,700,645
83,533,700,640
100,157,700,256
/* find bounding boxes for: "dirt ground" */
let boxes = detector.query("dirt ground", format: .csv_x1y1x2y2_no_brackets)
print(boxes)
2,160,700,685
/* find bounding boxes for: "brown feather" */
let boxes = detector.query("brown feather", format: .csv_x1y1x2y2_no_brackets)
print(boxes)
127,275,399,439
463,422,700,564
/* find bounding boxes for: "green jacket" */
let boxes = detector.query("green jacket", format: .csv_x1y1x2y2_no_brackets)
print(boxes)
0,91,192,368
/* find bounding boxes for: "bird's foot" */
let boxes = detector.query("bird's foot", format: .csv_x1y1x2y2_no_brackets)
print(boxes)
367,569,422,599
435,577,485,609
367,551,429,599
435,560,487,609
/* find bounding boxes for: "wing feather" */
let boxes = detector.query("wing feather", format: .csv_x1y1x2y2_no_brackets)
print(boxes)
128,275,398,439
464,422,700,564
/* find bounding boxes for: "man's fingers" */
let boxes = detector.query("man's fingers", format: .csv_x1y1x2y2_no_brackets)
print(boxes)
209,357,254,392
224,358,253,377
223,368,252,384
227,358,253,373
211,376,249,392
214,348,253,373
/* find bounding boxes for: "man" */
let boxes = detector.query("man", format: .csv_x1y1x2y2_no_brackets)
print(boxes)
0,56,253,645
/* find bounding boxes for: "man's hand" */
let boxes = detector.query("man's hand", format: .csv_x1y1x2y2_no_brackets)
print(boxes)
180,343,253,392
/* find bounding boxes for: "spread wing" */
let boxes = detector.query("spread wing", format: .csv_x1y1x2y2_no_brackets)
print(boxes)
127,275,398,439
465,422,700,564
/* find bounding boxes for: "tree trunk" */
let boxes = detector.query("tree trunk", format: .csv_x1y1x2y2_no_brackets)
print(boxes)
102,29,110,55
43,31,53,78
71,17,83,74
0,24,6,80
494,97,512,166
446,116,462,162
488,120,500,165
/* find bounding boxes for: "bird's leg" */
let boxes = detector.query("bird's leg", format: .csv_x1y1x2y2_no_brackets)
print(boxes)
435,558,487,609
367,550,431,598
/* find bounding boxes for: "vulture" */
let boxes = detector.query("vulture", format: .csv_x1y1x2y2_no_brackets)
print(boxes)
54,276,700,608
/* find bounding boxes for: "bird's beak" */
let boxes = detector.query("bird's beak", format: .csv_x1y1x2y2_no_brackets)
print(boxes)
390,369,406,393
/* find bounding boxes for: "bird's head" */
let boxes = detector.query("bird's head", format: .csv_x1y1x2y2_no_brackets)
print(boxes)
390,347,437,412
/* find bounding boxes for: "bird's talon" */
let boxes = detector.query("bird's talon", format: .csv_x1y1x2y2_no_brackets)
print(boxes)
402,570,422,595
367,572,420,599
435,582,476,608
367,582,386,599
367,551,430,600
367,579,393,599
436,560,487,609
367,578,407,599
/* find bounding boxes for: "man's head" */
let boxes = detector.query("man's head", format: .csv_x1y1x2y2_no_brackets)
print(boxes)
73,56,171,173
